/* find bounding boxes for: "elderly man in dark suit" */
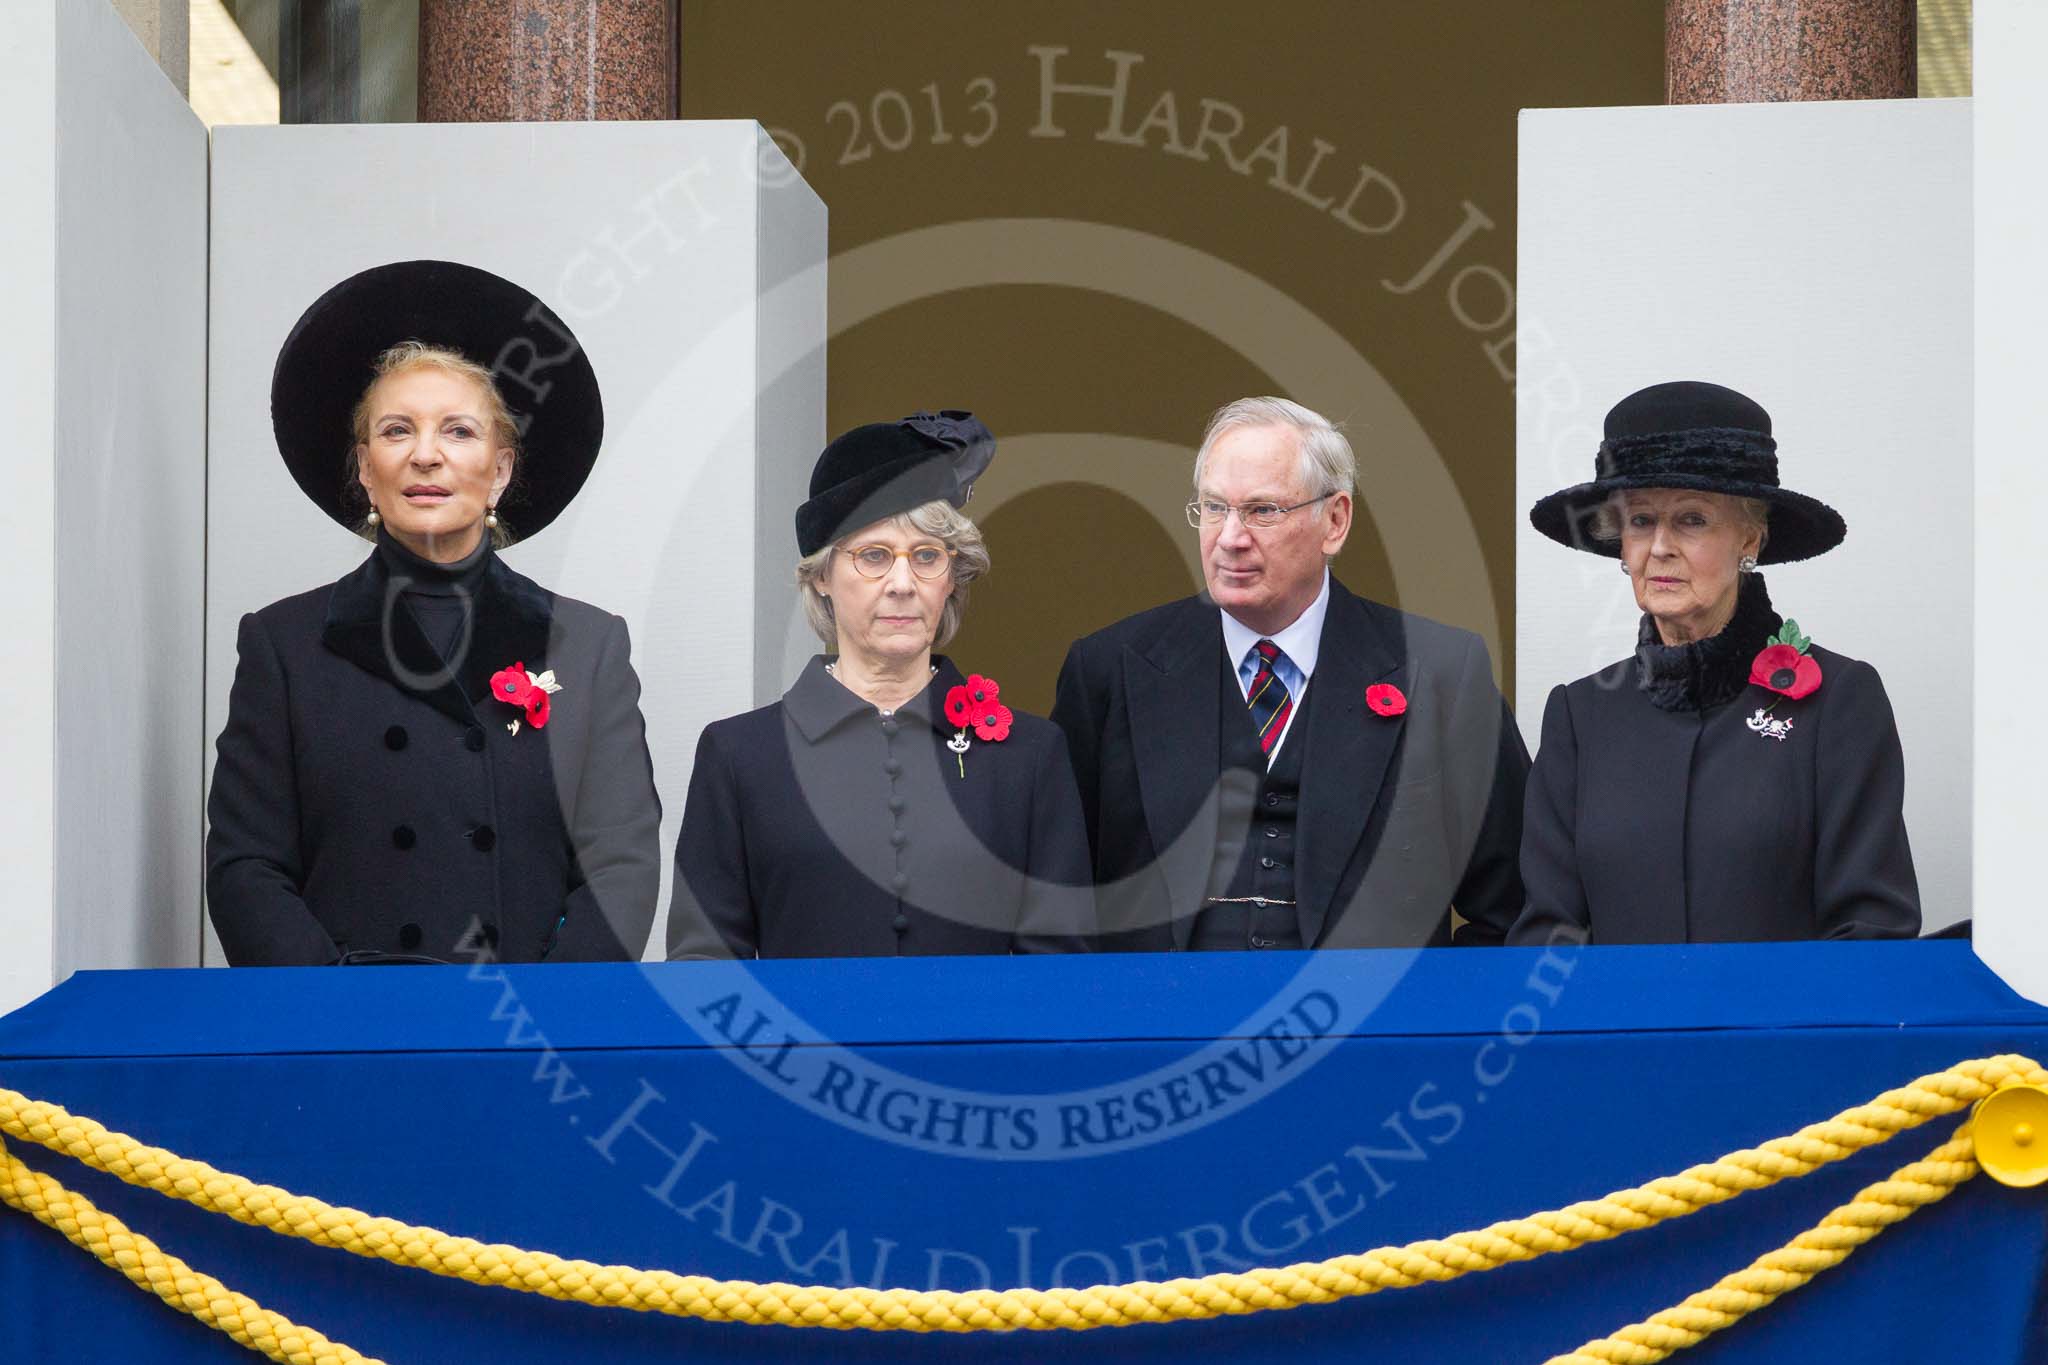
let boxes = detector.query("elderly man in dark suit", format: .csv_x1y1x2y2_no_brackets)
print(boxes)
1052,397,1528,951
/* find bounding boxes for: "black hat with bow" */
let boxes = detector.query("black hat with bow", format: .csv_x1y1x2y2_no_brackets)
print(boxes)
1529,381,1846,563
795,410,997,556
271,259,604,539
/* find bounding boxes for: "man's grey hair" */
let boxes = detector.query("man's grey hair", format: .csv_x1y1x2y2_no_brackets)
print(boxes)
794,500,990,649
1193,396,1357,502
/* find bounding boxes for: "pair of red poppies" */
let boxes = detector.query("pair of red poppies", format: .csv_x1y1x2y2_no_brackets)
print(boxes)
489,662,553,729
943,674,1015,742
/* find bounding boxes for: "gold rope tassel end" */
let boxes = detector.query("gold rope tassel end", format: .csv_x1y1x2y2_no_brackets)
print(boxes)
1545,1082,2043,1365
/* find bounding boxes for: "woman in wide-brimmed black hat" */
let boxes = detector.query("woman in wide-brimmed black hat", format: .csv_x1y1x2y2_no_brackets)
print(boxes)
1509,381,1920,946
206,260,661,965
666,411,1095,958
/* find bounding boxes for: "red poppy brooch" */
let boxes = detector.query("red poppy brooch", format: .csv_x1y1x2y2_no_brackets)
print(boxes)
1745,620,1821,741
1366,683,1407,717
942,673,1013,776
490,661,563,736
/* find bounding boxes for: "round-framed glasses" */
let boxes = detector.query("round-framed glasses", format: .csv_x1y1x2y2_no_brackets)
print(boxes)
844,543,957,580
1185,494,1331,530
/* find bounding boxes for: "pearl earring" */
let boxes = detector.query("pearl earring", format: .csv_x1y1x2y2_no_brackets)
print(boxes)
485,507,499,530
1739,555,1758,574
366,508,381,527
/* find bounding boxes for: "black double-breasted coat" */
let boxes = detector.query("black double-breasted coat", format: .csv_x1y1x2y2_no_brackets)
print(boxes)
1051,579,1531,950
666,658,1095,958
1508,577,1921,945
206,546,663,964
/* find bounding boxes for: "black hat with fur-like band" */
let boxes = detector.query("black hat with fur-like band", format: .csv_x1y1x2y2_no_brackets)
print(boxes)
795,410,997,556
1529,381,1846,564
271,259,604,538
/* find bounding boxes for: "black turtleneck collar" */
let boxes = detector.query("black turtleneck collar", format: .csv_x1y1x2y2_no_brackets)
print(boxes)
1632,573,1782,713
323,538,554,729
375,525,493,598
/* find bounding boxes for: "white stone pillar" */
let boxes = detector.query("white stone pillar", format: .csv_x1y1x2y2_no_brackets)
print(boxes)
1973,0,2048,1002
0,0,209,1014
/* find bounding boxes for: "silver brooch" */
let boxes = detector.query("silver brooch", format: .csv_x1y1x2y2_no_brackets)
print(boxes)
1745,708,1796,742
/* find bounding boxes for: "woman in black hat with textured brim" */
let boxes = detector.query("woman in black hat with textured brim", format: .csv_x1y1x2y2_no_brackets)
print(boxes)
667,412,1095,958
1509,381,1920,945
206,260,662,965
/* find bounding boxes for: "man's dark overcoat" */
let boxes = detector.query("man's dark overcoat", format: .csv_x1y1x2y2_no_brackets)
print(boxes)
1509,576,1920,944
667,658,1095,958
206,549,662,964
1051,578,1529,950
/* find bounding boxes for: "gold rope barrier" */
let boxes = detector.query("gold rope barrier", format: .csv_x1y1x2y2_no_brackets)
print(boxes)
1543,1128,1977,1364
0,1133,376,1364
1,1054,2041,1360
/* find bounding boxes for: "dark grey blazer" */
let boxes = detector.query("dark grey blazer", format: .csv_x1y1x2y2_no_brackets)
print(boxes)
205,550,662,965
1051,579,1530,950
1510,643,1921,945
667,657,1095,958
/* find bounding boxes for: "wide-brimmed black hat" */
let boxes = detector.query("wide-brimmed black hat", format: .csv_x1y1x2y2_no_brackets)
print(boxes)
1529,381,1846,564
271,259,603,538
795,410,996,556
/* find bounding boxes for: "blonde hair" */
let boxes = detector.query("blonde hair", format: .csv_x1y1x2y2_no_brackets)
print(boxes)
795,501,990,649
343,341,523,544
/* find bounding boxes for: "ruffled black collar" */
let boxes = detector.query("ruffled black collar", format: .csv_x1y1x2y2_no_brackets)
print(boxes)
1632,573,1782,713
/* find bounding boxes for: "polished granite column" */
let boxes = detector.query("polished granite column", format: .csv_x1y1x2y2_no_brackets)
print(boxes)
418,0,675,122
1668,0,1916,102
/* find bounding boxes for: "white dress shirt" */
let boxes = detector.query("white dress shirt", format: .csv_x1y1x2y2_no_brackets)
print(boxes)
1218,570,1330,762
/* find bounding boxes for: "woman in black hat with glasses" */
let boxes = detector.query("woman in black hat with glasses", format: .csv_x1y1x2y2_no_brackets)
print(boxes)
206,260,662,965
1510,381,1920,946
667,412,1094,958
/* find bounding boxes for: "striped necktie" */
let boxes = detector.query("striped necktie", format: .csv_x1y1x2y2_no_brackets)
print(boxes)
1246,639,1293,756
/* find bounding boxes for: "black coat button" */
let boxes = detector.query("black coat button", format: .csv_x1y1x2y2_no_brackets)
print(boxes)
384,725,408,751
1250,936,1276,949
883,759,902,778
398,923,422,950
888,796,906,814
890,829,909,848
1264,827,1280,839
1265,793,1280,807
880,718,899,736
890,872,909,894
465,726,486,752
392,825,416,850
470,824,497,851
1260,856,1276,869
892,913,910,933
